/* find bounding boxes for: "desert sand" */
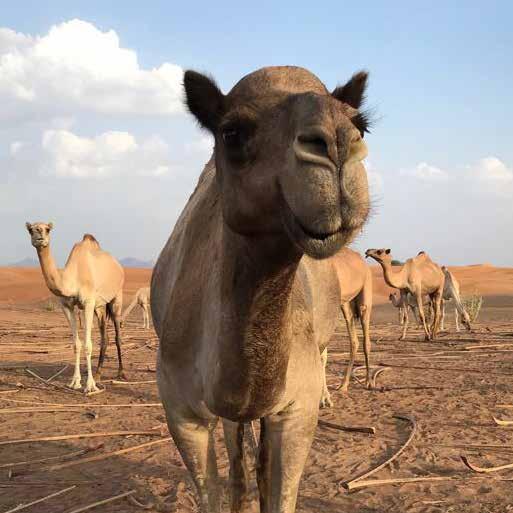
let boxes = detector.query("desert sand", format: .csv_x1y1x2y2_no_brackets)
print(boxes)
0,265,512,512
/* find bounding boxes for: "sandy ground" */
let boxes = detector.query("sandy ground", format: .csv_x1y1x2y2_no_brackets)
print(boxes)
1,267,513,512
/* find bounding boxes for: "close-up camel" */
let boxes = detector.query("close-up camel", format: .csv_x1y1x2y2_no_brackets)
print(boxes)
121,286,151,329
366,249,445,340
151,66,372,513
441,267,471,331
321,248,373,403
25,222,126,393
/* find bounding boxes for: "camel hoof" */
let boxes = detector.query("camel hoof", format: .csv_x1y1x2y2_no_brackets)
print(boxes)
68,377,82,390
84,382,99,394
117,371,128,381
319,392,333,409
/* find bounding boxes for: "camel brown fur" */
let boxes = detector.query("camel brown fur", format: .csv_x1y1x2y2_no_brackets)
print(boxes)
121,287,151,329
441,267,471,331
151,66,372,513
26,222,125,393
321,248,372,403
366,249,445,341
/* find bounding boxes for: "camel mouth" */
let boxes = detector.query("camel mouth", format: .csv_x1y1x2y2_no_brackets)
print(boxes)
280,197,351,259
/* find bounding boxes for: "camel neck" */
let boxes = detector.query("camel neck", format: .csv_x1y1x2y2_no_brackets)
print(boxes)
212,226,301,420
381,261,407,290
36,245,64,297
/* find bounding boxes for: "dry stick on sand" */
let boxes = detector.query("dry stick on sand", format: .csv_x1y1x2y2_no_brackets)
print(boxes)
493,417,513,426
497,405,513,409
461,455,513,474
64,490,136,513
0,431,163,447
45,365,68,383
377,362,512,377
318,419,376,435
0,446,102,469
0,397,162,408
25,368,79,395
343,414,417,491
343,475,456,491
3,485,76,513
40,437,172,473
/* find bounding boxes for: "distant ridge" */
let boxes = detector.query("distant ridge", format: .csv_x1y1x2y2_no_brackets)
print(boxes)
8,257,39,267
119,257,154,269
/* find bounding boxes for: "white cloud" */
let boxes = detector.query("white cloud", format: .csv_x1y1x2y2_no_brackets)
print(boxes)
401,162,449,182
0,19,184,121
469,157,513,196
34,129,171,178
9,141,24,155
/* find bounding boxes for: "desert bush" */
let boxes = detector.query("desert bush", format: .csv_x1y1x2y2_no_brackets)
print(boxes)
391,259,404,266
462,293,483,322
43,299,56,312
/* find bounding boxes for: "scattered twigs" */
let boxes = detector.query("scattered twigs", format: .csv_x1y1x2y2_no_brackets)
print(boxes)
0,446,102,469
493,417,513,426
25,369,79,395
105,380,157,385
461,455,513,473
85,387,105,397
3,485,75,513
127,495,154,510
497,405,513,409
377,362,511,377
1,408,88,414
343,414,417,490
64,490,135,513
465,343,513,350
40,437,171,473
371,367,390,388
318,419,376,435
0,390,19,395
0,431,163,447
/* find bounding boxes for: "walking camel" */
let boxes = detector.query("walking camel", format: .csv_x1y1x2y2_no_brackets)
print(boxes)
440,267,471,331
320,248,372,403
26,222,126,393
151,66,372,513
121,287,151,329
366,249,445,340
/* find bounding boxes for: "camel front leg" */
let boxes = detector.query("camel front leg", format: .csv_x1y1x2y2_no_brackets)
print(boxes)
61,303,82,390
430,292,443,340
340,303,358,393
258,406,318,513
110,294,127,380
400,294,410,340
223,420,253,513
359,304,372,389
440,300,446,331
319,347,333,408
455,308,460,332
95,308,108,382
83,302,99,393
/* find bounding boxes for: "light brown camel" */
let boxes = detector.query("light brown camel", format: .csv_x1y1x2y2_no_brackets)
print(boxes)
389,291,407,325
151,66,372,513
441,267,471,331
366,249,445,340
121,286,151,329
26,222,125,393
320,248,372,404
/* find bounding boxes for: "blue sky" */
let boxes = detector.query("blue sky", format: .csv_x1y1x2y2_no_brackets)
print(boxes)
1,1,512,265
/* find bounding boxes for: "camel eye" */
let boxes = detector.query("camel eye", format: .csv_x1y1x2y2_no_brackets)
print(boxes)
377,250,383,255
222,127,242,148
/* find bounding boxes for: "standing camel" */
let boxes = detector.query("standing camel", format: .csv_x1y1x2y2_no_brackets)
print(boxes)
320,248,372,404
366,249,445,340
26,222,125,392
121,287,151,329
441,267,471,331
389,291,432,327
389,292,407,325
151,66,372,513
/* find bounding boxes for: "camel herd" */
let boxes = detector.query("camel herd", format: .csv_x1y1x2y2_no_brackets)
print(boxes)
24,66,473,513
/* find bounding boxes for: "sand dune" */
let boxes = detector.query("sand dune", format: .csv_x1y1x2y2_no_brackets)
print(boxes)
1,264,512,306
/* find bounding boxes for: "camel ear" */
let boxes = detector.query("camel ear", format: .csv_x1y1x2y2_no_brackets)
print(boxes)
332,71,368,109
48,222,53,231
183,70,225,133
25,222,32,232
385,248,391,254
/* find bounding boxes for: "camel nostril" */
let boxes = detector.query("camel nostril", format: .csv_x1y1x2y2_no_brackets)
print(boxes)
296,133,329,157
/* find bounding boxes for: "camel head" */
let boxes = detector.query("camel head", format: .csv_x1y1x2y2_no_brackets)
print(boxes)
183,66,372,259
26,221,53,249
389,292,397,301
365,248,391,264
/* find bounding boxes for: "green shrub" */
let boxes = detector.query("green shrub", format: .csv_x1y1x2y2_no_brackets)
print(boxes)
43,299,56,312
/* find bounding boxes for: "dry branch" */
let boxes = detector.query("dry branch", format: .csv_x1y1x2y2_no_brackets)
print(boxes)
46,365,68,383
25,369,79,395
3,485,75,513
318,419,376,435
107,380,156,385
64,490,135,513
0,390,19,395
343,414,417,490
344,475,455,490
0,431,163,446
461,455,513,473
0,397,162,408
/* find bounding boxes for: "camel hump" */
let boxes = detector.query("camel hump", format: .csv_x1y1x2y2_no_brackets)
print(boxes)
82,234,100,248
